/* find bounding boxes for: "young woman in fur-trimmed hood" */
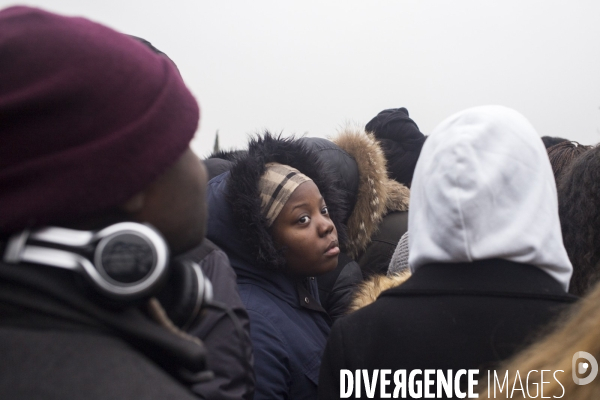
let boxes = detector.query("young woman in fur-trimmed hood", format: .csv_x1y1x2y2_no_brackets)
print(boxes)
205,133,348,399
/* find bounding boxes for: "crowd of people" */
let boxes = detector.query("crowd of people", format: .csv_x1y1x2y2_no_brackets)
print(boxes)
2,5,600,400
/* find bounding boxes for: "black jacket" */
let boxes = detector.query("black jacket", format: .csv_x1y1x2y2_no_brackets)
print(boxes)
357,210,408,276
318,259,578,399
181,239,255,400
316,252,363,321
0,262,205,400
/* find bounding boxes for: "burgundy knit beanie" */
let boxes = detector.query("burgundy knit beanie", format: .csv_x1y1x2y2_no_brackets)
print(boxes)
0,6,200,235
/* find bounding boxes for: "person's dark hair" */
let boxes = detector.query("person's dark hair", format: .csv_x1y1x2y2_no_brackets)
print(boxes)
365,107,426,188
547,141,592,183
558,145,600,295
541,135,569,149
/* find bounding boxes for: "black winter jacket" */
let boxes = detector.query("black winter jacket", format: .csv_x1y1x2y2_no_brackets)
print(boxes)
181,239,255,400
318,259,578,399
0,261,206,400
357,210,408,276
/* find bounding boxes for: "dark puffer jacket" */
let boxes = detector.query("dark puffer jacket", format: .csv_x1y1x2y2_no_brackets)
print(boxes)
206,134,348,399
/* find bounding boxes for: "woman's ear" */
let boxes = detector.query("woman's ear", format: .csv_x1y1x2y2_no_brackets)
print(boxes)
120,192,146,213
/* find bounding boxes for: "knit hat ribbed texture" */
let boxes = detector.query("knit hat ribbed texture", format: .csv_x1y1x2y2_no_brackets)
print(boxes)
365,107,426,187
0,6,200,234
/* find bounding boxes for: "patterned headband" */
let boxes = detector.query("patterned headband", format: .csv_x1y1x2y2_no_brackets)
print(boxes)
258,162,313,227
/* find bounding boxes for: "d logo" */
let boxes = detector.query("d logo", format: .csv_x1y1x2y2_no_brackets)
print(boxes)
572,351,598,385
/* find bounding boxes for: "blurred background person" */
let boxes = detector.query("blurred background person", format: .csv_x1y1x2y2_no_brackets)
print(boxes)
557,145,600,296
547,141,593,184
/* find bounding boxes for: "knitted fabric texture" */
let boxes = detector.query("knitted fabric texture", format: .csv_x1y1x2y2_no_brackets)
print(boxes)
0,6,199,234
258,162,312,227
387,231,410,276
365,107,426,188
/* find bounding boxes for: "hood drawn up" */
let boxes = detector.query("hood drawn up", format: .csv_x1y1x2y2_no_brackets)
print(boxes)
207,133,348,272
332,128,410,258
408,105,573,291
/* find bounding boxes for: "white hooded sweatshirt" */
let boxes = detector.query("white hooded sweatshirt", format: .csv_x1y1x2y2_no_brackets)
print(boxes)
408,105,573,291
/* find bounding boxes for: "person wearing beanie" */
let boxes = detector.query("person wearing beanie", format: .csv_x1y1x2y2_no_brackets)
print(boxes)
360,109,426,278
319,106,577,399
206,133,347,399
0,6,209,399
365,107,427,189
359,107,424,279
541,135,569,149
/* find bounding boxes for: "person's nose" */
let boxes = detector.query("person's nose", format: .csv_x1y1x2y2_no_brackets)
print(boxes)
316,213,335,237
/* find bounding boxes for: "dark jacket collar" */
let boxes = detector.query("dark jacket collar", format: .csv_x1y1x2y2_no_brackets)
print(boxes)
382,259,578,302
0,261,207,380
228,249,327,315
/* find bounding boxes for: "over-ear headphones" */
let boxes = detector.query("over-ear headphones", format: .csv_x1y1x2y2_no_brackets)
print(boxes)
2,223,213,316
1,222,260,388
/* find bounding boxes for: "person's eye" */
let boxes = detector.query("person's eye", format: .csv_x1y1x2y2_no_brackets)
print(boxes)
321,206,329,215
298,215,310,224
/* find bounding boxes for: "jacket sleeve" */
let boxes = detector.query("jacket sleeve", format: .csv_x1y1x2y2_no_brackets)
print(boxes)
188,249,255,400
247,309,292,400
318,320,347,400
358,211,408,276
326,260,363,321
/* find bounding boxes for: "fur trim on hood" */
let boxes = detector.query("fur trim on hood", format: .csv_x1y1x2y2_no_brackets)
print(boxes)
225,132,348,270
207,149,248,163
332,127,410,258
348,270,411,313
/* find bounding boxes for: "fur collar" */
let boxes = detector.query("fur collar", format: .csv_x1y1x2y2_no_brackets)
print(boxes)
208,149,247,162
225,133,348,270
332,128,410,257
348,271,411,313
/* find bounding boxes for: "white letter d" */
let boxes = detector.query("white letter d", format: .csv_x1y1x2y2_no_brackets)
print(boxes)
341,370,354,398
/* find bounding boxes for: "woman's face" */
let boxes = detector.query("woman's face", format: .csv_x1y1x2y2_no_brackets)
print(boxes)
271,180,339,277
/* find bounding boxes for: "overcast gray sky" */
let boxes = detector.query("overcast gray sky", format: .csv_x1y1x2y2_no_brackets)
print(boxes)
3,0,600,157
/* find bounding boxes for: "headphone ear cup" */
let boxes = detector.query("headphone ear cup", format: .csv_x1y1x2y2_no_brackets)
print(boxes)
156,260,212,329
4,223,170,303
